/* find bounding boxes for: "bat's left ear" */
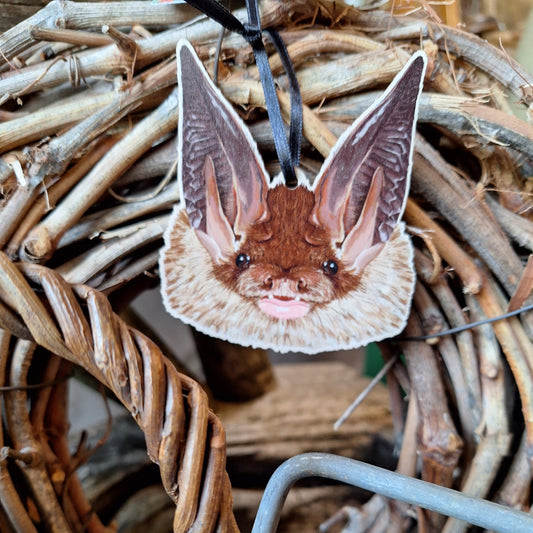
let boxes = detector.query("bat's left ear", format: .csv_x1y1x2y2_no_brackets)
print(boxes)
311,52,427,273
176,40,270,263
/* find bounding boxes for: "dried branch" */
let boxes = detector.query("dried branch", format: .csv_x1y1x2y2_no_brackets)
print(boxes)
0,332,40,533
400,306,463,528
405,199,483,293
442,295,511,533
0,0,199,67
56,214,169,284
486,195,533,251
412,137,524,295
5,136,121,259
20,87,178,263
414,253,480,454
4,339,73,532
0,251,239,532
378,20,533,108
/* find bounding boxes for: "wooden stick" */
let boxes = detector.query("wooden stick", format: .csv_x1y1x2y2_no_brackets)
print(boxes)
486,196,533,252
0,0,199,66
5,136,121,259
4,339,73,533
412,138,524,295
476,278,533,448
400,306,463,529
378,19,533,107
56,214,169,284
441,295,509,533
248,30,385,78
0,331,40,533
404,199,483,293
19,86,178,263
508,255,533,312
29,26,113,47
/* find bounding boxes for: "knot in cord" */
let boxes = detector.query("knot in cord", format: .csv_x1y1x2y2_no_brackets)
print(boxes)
242,22,263,47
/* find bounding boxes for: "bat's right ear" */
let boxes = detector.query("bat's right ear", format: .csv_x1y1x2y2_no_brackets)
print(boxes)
176,40,270,262
310,52,426,273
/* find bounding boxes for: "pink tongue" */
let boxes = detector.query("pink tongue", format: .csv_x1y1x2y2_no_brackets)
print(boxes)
258,297,310,319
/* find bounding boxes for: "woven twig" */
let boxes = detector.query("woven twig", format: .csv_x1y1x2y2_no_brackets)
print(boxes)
2,0,533,531
0,251,238,533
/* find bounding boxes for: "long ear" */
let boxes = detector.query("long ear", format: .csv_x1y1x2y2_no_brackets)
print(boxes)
311,52,427,272
177,40,270,262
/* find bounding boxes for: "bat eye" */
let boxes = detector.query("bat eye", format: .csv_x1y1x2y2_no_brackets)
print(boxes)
236,253,251,269
323,260,338,276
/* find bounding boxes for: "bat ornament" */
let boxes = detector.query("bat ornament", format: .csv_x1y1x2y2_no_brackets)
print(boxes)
160,41,427,354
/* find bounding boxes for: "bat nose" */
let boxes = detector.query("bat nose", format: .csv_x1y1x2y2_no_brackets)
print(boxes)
266,276,306,294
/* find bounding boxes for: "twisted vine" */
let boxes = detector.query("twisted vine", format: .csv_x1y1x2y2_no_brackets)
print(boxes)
0,252,239,533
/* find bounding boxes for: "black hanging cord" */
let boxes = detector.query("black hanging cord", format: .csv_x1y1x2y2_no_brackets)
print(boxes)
265,28,302,168
183,0,302,187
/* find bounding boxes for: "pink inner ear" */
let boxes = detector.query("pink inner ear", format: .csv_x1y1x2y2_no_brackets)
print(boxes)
310,166,353,245
341,166,384,272
197,156,235,263
233,160,270,238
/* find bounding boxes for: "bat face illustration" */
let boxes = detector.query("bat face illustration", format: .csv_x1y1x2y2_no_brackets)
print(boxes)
160,41,427,354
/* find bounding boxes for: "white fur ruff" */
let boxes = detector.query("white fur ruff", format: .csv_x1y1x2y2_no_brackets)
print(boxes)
159,206,415,354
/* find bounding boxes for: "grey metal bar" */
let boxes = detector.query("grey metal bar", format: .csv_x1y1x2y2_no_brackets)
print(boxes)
251,453,533,533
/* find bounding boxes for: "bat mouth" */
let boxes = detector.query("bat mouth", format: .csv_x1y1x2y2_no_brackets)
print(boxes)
258,295,310,320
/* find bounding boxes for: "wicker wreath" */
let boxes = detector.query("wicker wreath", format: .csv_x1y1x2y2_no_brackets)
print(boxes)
1,0,533,531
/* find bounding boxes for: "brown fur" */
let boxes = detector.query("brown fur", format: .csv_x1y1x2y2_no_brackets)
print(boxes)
213,185,360,307
159,205,415,354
